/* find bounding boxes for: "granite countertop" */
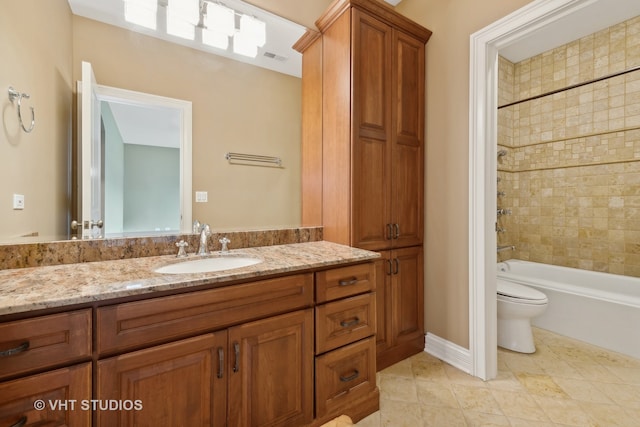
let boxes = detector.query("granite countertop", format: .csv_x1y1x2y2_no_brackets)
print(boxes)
0,241,380,316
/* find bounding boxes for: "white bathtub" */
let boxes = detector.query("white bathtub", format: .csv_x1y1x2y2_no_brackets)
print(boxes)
497,259,640,359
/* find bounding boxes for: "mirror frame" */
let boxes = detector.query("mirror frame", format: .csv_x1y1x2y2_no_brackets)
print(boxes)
81,83,193,237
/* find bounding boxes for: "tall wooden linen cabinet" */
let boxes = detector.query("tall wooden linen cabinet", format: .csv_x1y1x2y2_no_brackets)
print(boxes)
295,0,432,371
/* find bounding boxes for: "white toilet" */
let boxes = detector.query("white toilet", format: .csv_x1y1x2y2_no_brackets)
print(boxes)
497,279,548,353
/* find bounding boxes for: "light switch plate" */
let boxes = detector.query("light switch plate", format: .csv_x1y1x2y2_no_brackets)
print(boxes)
195,191,208,203
13,194,24,210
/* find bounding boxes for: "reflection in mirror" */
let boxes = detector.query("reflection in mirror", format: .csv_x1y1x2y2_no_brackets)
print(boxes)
77,64,192,239
102,100,183,237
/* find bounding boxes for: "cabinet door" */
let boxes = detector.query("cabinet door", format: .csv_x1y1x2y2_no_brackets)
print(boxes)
351,9,393,251
391,246,424,349
228,309,313,427
0,363,91,427
96,333,227,427
376,246,425,371
391,30,425,249
374,251,393,355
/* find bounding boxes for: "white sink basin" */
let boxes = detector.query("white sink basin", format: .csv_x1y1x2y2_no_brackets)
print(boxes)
155,255,262,274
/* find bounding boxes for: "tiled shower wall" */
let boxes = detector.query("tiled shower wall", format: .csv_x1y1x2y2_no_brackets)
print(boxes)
497,15,640,276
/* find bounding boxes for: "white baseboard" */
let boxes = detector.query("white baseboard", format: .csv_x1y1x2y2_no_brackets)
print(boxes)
424,333,472,374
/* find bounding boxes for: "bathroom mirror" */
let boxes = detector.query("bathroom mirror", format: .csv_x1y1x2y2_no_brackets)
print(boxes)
0,0,316,244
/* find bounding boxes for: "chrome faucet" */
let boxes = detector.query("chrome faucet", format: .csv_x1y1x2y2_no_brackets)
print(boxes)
219,237,230,253
197,224,211,256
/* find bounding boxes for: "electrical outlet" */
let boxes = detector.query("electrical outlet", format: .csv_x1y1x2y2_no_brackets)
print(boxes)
195,191,208,203
13,194,25,210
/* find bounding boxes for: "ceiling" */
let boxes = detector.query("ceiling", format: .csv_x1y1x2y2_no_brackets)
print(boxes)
105,101,181,149
500,0,640,63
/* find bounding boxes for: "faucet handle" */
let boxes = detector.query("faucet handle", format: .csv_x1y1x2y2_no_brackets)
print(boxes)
219,237,230,252
175,240,189,258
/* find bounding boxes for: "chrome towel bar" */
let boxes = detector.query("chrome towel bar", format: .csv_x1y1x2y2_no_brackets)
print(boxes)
225,152,282,167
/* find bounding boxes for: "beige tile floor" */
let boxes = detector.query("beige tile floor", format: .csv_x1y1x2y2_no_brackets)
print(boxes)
356,328,640,426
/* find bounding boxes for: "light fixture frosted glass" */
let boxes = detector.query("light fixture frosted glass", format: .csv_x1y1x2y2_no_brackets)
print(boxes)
233,30,258,58
205,3,236,37
167,0,199,40
240,14,266,47
124,0,157,30
203,30,229,50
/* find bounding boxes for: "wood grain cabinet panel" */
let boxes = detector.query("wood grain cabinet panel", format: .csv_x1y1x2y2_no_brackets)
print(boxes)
96,333,227,427
0,309,91,381
315,293,376,354
376,246,425,371
0,363,91,427
227,309,314,427
315,263,375,303
315,337,377,418
96,273,313,355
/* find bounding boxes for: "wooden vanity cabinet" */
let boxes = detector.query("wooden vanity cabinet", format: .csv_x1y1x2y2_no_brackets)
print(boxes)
96,274,314,427
297,0,431,370
313,263,378,424
0,310,92,427
0,363,91,427
96,309,314,427
0,260,378,426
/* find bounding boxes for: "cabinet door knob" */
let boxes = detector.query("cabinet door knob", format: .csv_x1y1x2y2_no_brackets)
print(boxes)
339,370,360,382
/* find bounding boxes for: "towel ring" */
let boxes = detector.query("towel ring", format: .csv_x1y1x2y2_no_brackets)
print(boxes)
8,86,35,133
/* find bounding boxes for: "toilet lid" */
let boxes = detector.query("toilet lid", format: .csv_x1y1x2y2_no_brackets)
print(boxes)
497,280,547,302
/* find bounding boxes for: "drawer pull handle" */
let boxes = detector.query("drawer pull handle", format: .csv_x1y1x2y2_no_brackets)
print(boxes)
233,342,240,373
338,277,358,287
11,416,27,427
217,347,224,379
339,370,359,382
0,341,29,357
340,317,360,328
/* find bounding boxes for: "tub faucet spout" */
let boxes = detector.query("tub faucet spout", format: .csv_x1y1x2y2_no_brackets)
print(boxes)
497,245,515,252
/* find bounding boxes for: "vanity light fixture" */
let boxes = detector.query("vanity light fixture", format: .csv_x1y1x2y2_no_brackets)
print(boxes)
166,0,200,39
124,0,157,30
123,0,268,58
203,2,267,58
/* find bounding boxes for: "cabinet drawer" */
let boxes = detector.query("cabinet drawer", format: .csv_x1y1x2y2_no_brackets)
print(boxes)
316,263,375,303
315,337,376,418
96,273,313,355
0,309,92,380
316,293,376,354
0,362,91,427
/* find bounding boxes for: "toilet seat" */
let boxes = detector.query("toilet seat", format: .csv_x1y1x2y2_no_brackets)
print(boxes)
497,280,548,305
